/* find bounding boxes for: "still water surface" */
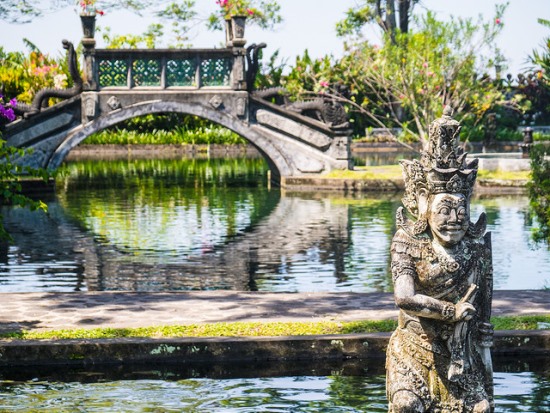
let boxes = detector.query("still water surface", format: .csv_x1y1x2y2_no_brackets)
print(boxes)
0,358,548,412
0,156,548,293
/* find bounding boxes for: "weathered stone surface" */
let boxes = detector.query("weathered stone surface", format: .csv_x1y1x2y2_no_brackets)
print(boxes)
0,334,390,367
8,113,75,148
256,109,332,149
3,90,351,179
386,108,495,412
81,92,99,123
0,330,548,367
477,157,530,172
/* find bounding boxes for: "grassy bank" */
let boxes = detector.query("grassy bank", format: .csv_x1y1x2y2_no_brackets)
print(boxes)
323,166,531,181
2,315,549,341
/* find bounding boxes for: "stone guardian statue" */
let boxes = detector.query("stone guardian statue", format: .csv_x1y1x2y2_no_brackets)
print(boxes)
386,107,494,413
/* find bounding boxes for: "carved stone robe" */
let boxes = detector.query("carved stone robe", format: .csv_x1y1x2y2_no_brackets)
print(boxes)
386,218,493,413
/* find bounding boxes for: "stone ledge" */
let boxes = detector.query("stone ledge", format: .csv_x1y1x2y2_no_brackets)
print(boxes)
0,330,548,367
282,176,527,193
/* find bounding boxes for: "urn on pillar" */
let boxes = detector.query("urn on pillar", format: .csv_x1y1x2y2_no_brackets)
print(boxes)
225,19,233,47
230,16,247,47
80,14,96,39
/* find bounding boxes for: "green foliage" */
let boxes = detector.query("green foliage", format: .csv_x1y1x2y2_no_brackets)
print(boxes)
529,18,550,78
207,0,282,31
0,320,398,340
283,50,336,97
0,138,49,240
0,45,72,105
491,315,550,331
520,18,550,125
100,24,164,49
2,1,278,47
98,114,246,144
154,0,198,47
285,5,510,146
0,0,162,23
336,0,420,38
255,49,287,90
85,114,246,145
3,315,549,340
528,144,550,243
98,1,199,48
86,126,246,145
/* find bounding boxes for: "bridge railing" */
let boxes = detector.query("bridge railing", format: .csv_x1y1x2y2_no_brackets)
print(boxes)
90,49,244,90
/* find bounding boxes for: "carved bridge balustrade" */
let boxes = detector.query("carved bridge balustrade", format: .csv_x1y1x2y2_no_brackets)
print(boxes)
2,26,351,180
86,49,245,91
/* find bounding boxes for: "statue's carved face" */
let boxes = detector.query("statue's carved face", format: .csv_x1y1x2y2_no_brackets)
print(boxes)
428,193,469,247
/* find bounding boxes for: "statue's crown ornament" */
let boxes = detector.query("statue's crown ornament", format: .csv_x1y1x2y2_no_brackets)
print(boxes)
401,106,478,217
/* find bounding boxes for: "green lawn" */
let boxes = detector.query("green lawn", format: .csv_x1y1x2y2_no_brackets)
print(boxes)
2,315,548,341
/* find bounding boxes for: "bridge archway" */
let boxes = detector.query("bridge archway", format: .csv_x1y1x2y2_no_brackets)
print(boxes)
3,36,352,182
49,100,292,178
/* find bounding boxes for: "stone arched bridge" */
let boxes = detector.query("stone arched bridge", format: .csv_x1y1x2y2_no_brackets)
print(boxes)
2,33,352,183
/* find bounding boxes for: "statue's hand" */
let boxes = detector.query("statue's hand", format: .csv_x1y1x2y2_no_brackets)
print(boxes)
454,302,476,321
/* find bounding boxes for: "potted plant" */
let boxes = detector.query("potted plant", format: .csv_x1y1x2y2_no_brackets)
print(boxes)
78,0,104,39
213,0,268,47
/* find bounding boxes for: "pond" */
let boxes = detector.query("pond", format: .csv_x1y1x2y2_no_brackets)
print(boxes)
0,356,548,412
0,156,548,293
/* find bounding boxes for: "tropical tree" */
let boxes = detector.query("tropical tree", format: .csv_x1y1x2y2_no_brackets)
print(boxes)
336,0,420,40
0,0,154,23
0,43,72,105
0,103,49,240
528,144,550,244
521,18,550,125
1,1,281,48
207,0,282,31
284,4,513,147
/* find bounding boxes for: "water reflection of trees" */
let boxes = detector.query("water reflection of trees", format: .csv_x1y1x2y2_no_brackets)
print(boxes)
53,158,400,292
2,157,548,292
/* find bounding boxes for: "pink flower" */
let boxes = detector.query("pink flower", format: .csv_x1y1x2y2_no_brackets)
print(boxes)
247,8,254,15
319,81,329,88
495,18,502,25
427,71,434,77
435,85,440,90
423,62,428,68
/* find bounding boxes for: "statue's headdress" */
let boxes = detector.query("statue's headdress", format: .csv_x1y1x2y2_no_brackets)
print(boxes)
401,106,478,218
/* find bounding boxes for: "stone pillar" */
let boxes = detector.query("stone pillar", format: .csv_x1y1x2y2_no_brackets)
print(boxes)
520,127,534,158
80,14,98,91
231,47,247,91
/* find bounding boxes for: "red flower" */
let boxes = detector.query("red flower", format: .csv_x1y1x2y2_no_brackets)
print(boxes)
495,18,502,25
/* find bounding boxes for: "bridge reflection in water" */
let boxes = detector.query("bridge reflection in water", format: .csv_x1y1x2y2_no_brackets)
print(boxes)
0,156,549,293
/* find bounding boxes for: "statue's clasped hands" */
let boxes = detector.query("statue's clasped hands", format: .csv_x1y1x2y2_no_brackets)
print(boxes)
453,284,479,322
454,302,476,321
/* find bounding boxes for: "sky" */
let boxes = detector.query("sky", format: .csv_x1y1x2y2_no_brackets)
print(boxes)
0,0,548,76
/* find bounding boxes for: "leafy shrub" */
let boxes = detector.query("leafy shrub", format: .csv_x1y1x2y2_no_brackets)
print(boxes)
528,144,550,243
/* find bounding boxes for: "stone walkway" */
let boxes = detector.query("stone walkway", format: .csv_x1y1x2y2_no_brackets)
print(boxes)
2,290,549,333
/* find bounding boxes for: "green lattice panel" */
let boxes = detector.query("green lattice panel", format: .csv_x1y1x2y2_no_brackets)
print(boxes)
99,59,128,87
166,59,196,87
132,59,161,87
200,58,231,86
